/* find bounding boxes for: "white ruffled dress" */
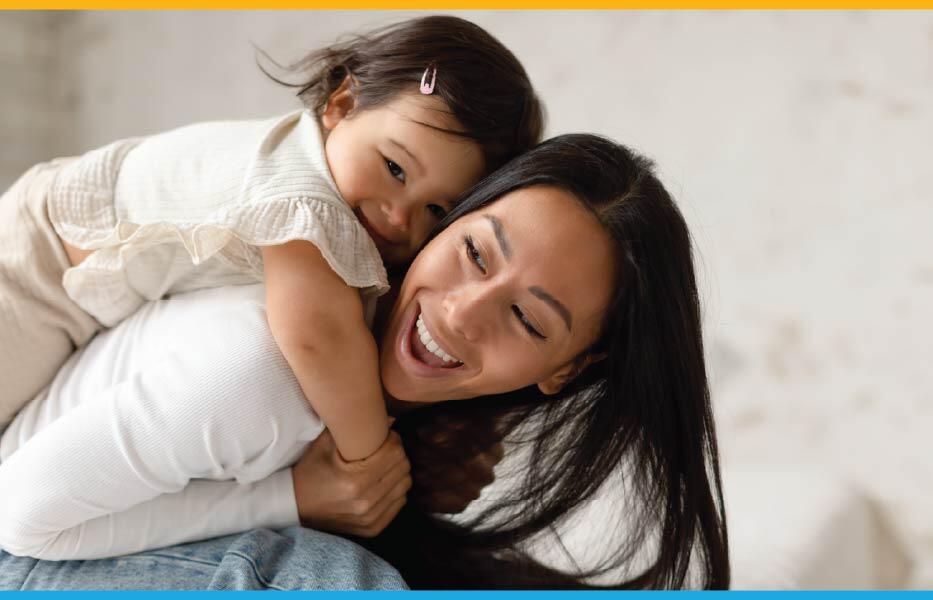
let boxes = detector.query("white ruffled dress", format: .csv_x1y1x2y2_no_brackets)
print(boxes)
47,110,389,327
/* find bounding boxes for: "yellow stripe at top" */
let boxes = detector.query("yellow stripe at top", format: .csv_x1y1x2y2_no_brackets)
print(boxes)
3,1,933,9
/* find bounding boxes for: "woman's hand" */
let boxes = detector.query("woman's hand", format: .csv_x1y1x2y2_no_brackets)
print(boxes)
291,428,411,538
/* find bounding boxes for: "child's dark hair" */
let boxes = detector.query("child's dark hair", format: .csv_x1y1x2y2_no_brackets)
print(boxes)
261,16,544,172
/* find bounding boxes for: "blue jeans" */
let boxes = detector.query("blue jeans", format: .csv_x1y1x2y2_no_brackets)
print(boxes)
0,527,408,590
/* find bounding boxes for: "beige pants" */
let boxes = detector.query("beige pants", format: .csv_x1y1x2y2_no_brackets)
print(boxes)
0,160,101,429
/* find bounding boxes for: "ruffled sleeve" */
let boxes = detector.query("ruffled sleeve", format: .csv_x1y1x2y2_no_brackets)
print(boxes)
47,111,389,328
228,196,389,292
57,194,388,327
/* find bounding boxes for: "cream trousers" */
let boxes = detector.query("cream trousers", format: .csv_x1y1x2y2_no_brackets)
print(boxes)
0,160,100,429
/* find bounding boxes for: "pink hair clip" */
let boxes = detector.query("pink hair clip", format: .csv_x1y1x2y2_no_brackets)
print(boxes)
420,64,437,95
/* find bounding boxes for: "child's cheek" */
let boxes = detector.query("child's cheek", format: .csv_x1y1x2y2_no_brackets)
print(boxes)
328,143,372,209
337,169,368,209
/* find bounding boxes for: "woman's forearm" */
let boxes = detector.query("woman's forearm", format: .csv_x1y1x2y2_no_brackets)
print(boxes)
0,298,322,560
0,469,297,560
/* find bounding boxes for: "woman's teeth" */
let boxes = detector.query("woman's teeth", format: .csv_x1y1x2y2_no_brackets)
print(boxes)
416,314,461,365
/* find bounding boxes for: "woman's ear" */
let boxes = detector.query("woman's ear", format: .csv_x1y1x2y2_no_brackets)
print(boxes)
320,76,357,131
537,352,607,396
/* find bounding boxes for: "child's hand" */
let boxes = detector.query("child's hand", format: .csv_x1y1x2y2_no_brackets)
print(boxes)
291,427,411,538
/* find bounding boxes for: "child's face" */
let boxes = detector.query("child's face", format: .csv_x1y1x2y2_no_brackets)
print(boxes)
322,85,485,266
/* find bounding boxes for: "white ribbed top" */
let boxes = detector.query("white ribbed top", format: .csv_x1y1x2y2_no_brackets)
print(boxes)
47,110,388,327
0,285,322,560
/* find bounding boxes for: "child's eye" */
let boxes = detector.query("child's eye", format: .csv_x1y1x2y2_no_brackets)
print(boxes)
385,159,406,183
512,305,546,339
464,236,486,274
427,204,447,220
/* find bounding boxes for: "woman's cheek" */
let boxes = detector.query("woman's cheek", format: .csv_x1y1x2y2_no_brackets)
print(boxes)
494,350,541,394
419,237,458,280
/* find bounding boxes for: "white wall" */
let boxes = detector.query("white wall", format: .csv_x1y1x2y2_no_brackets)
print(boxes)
0,11,72,189
2,10,932,588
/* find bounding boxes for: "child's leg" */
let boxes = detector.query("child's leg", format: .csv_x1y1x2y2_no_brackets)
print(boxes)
0,161,101,429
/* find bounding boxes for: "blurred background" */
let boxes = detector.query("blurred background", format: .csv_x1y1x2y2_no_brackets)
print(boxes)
1,10,930,589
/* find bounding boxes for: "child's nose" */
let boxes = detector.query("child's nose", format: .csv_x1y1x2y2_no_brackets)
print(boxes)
381,203,411,233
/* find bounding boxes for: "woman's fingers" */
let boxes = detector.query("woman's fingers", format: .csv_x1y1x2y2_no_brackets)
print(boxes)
342,464,411,537
362,471,412,525
375,452,412,497
355,495,408,538
349,455,411,518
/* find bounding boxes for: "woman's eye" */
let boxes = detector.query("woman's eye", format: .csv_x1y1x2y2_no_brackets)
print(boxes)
385,159,406,183
512,306,546,339
427,204,448,220
464,236,486,274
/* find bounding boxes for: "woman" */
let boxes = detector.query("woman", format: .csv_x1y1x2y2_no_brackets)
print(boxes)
0,134,729,589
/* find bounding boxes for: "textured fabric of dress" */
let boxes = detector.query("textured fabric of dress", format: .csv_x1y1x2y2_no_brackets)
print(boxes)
47,109,388,327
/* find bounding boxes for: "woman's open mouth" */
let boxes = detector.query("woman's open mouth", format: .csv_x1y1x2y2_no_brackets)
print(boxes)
405,305,463,371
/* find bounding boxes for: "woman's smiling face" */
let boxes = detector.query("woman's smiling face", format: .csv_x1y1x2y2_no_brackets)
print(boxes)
379,185,617,404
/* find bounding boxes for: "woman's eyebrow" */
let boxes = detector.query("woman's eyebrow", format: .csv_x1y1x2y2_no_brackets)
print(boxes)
484,215,511,260
485,215,571,331
529,286,572,332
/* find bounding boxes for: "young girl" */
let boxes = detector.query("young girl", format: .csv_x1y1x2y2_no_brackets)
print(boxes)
0,16,543,463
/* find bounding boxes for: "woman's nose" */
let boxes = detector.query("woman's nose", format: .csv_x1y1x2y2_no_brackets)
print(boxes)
442,284,492,343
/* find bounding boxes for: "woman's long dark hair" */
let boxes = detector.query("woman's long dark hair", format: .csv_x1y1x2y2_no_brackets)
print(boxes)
259,15,544,173
367,134,730,589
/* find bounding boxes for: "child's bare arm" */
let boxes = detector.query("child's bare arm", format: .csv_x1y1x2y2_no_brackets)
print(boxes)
262,240,389,461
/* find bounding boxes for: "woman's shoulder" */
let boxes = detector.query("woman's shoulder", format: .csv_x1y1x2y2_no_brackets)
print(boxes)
146,285,325,445
158,284,276,349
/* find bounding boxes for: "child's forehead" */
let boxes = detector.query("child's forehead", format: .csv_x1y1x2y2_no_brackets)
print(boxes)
381,92,463,133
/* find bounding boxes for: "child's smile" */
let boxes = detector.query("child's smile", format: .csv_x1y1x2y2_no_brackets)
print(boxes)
321,86,485,266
